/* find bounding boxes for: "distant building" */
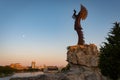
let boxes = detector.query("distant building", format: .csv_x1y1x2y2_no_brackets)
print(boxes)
37,65,44,69
31,61,36,69
43,66,58,73
47,66,58,71
10,63,24,70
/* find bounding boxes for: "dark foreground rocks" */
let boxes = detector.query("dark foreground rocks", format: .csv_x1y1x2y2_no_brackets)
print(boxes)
10,73,69,80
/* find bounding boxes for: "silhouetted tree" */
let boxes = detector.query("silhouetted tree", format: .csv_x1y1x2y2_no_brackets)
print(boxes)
99,22,120,80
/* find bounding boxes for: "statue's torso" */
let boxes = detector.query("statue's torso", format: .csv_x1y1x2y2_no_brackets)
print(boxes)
74,16,82,30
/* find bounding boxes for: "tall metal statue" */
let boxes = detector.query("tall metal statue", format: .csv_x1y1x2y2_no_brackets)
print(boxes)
72,5,88,45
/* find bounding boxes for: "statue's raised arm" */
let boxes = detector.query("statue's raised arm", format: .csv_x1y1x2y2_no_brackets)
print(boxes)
72,5,88,45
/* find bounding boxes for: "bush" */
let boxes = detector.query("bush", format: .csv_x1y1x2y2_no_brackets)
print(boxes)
61,64,70,72
0,66,17,74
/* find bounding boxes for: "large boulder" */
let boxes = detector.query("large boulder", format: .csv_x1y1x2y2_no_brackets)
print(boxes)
66,44,107,80
67,44,99,67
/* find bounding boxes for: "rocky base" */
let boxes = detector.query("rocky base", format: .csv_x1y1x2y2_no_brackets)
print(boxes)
67,44,99,67
10,44,107,80
66,44,106,80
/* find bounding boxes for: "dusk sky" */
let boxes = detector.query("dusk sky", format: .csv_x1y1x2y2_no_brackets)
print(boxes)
0,0,120,66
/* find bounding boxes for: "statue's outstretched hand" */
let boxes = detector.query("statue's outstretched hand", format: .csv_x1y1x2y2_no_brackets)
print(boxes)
74,9,76,13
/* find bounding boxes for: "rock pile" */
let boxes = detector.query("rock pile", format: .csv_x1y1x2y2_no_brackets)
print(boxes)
66,44,106,80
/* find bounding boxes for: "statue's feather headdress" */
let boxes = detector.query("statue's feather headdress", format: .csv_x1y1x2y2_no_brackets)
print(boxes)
79,5,88,20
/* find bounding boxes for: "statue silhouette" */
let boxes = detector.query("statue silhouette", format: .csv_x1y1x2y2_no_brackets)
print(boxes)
72,5,88,45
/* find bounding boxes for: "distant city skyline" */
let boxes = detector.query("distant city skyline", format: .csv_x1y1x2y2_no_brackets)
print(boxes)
9,61,61,72
0,0,120,66
9,61,62,67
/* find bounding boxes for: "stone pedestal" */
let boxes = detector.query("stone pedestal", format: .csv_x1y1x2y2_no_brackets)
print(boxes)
66,44,107,80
